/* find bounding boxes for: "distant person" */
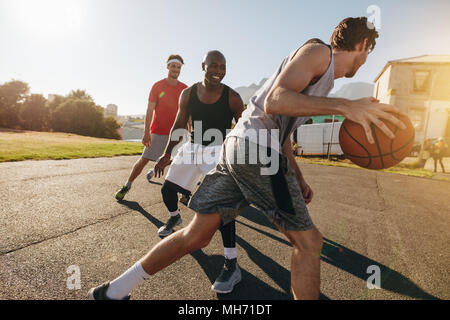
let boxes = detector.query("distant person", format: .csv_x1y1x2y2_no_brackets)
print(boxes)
293,141,299,156
115,55,188,201
431,138,447,173
419,138,432,169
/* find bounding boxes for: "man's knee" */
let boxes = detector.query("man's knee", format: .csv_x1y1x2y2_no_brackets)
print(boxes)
162,180,191,197
183,214,221,250
135,157,149,169
161,181,172,197
184,228,213,250
289,228,323,254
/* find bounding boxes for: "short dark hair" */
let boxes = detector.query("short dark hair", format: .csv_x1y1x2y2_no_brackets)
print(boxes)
167,54,184,65
330,17,379,52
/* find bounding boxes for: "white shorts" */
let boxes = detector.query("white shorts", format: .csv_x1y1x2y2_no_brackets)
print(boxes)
165,142,223,192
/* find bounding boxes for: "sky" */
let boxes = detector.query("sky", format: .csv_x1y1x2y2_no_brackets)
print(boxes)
1,0,450,115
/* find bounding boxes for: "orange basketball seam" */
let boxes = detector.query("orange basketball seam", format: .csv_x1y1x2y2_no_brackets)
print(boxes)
390,126,399,161
342,134,415,158
371,123,386,169
342,124,372,168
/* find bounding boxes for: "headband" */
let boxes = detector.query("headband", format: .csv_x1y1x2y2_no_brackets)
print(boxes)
167,59,183,66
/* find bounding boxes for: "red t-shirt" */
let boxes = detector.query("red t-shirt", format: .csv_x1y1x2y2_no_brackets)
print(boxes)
148,79,187,135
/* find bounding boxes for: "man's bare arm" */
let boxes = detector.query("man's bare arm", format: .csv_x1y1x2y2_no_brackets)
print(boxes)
142,101,156,147
282,137,303,183
264,43,406,144
154,88,191,178
163,88,191,156
282,137,313,204
229,89,245,122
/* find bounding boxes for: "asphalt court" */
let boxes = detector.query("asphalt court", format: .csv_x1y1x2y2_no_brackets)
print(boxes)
0,156,448,300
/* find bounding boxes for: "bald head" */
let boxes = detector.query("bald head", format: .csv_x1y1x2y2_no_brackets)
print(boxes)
202,50,226,65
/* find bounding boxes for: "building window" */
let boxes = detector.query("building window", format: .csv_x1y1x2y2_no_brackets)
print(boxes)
409,108,425,131
413,70,431,93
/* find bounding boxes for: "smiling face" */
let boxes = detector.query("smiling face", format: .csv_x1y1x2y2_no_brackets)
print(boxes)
202,51,226,86
167,62,182,80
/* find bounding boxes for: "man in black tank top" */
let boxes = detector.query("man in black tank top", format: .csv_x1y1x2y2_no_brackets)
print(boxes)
154,51,245,293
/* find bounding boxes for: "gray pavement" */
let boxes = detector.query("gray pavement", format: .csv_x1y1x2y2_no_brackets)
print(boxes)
0,155,449,300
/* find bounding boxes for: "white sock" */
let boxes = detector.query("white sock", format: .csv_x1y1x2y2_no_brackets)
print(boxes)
224,247,237,260
106,261,150,300
125,181,132,188
169,209,180,217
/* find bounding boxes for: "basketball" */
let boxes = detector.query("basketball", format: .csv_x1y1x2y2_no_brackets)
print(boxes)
339,114,415,170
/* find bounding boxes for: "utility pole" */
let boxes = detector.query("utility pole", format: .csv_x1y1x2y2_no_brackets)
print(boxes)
327,115,336,160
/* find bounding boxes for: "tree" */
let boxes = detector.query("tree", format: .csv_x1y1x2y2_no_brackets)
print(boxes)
66,89,93,101
20,94,48,131
47,94,66,131
0,82,122,139
0,80,29,128
101,116,122,139
52,98,104,136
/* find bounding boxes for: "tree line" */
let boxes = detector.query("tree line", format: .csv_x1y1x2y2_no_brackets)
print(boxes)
0,80,121,139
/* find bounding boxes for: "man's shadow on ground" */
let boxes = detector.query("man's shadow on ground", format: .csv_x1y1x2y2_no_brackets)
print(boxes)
119,201,438,300
148,181,163,186
239,207,439,300
119,200,298,299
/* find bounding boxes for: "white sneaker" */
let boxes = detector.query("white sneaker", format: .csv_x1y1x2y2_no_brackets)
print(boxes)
157,214,183,238
146,169,155,182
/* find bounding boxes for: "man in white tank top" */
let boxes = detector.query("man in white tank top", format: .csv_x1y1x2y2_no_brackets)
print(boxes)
89,17,408,300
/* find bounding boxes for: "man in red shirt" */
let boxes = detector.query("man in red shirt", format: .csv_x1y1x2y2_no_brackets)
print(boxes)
115,54,188,201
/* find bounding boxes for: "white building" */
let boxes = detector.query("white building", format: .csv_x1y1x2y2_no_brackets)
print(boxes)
105,104,118,118
373,55,450,143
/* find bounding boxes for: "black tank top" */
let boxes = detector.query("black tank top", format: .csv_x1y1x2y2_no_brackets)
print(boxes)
187,83,234,146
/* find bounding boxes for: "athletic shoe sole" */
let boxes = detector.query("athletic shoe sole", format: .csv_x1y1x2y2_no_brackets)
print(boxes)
211,271,242,294
157,217,183,238
87,288,96,300
87,283,131,300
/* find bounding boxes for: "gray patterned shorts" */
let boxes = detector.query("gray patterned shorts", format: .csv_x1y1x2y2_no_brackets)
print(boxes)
188,136,314,231
142,134,169,161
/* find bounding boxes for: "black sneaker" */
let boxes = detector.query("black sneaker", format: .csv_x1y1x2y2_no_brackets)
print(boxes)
211,258,242,294
87,282,130,300
157,214,183,237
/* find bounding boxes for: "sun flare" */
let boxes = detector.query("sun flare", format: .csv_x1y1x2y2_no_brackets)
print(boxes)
11,0,82,35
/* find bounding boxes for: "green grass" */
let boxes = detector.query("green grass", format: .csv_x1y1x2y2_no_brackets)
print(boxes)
297,157,436,179
0,130,143,162
0,130,443,181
